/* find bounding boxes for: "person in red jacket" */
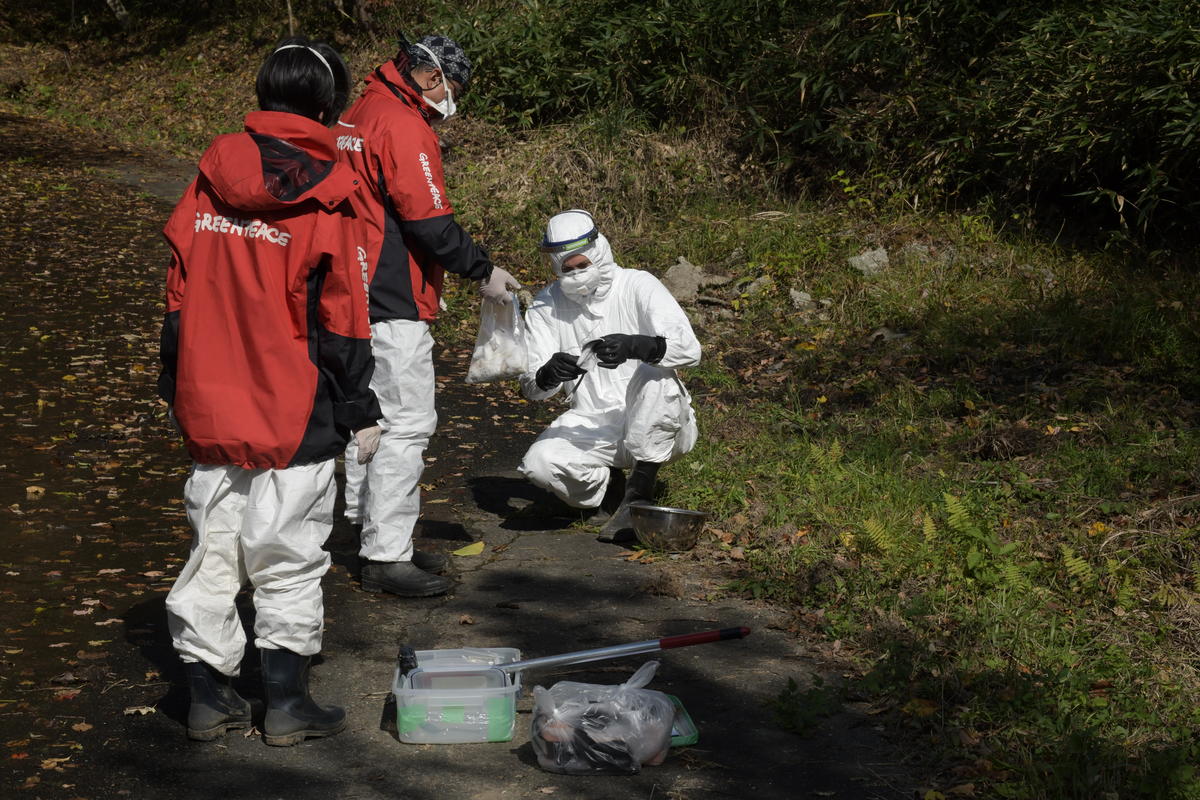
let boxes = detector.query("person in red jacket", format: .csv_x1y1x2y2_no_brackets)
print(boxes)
158,37,382,746
336,34,519,597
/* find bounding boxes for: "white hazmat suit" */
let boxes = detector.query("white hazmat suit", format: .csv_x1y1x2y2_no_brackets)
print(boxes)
519,211,700,512
166,461,336,676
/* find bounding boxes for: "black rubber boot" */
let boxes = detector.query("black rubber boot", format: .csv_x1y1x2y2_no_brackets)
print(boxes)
261,648,346,746
349,523,448,574
597,461,661,543
584,468,627,524
184,661,251,741
361,560,452,597
411,550,449,574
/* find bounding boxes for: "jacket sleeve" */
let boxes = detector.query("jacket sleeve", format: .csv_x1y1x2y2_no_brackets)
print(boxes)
401,214,493,280
378,122,493,280
158,179,199,406
314,210,383,432
634,273,701,369
519,292,566,402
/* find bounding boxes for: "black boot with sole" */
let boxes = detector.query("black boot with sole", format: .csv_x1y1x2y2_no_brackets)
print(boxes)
184,660,252,741
597,460,661,543
261,648,346,746
360,560,452,597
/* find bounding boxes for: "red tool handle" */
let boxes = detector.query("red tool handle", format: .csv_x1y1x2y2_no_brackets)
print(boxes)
659,626,751,649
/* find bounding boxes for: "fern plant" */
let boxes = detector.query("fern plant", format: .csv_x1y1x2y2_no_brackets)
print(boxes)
862,517,894,554
922,513,938,543
1060,543,1096,589
941,493,1027,588
999,561,1032,593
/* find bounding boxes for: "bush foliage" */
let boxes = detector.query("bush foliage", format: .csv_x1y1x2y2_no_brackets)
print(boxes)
6,0,1197,241
430,0,1200,242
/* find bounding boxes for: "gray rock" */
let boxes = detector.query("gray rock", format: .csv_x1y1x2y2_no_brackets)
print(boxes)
744,275,774,296
663,256,704,303
897,242,930,264
790,289,816,311
700,272,733,288
869,326,908,343
849,247,889,276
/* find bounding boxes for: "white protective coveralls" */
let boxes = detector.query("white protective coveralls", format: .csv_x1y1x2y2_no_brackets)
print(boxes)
519,214,700,509
343,319,437,562
166,461,336,676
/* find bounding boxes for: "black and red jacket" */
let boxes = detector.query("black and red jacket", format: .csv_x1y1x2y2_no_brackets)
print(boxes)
335,56,493,323
158,111,382,470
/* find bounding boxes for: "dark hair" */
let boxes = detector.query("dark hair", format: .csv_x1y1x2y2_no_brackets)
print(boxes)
255,36,352,125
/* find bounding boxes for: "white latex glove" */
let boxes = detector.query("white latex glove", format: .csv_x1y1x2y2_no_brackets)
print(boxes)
480,266,521,304
354,425,382,464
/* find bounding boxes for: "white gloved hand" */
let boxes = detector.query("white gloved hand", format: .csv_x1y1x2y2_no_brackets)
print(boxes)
480,266,521,304
354,425,382,464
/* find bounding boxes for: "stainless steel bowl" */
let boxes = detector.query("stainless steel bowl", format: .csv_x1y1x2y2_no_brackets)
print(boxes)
629,503,708,552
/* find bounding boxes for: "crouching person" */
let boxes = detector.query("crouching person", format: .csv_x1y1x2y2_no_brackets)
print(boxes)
157,38,382,745
519,210,701,542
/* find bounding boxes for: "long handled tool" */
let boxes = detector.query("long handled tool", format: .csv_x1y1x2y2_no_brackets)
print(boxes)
497,626,751,676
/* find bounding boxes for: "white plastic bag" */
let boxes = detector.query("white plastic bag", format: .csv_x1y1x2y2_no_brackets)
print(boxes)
531,661,676,775
466,293,528,384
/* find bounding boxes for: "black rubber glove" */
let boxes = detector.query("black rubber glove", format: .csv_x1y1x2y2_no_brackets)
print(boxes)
589,334,667,368
535,352,586,391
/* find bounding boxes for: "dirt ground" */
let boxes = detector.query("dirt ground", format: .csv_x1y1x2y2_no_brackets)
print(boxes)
0,112,919,799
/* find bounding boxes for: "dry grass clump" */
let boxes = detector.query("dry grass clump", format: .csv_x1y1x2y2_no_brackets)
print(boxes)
442,114,750,284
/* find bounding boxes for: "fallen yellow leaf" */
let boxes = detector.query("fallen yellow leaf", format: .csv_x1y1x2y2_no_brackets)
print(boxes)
452,541,485,557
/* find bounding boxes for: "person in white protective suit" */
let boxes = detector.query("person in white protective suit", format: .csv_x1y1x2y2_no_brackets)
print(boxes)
519,210,700,542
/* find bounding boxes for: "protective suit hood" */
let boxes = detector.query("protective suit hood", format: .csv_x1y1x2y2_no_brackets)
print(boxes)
542,210,616,304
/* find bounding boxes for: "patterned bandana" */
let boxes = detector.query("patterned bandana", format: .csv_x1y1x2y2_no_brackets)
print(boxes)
409,35,472,92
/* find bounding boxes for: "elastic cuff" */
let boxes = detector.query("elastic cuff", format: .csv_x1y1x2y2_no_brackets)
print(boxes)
648,336,667,364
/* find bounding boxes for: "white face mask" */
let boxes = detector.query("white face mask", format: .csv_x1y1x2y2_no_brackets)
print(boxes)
413,43,457,121
559,265,603,298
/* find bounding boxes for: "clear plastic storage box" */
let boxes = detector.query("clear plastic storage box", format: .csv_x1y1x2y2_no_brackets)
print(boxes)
393,647,522,744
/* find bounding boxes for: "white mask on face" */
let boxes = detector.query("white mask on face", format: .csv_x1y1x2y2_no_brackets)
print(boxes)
413,43,457,121
559,265,603,298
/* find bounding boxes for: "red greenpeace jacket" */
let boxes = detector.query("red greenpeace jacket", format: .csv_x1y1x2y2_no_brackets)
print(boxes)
335,56,493,323
158,111,382,469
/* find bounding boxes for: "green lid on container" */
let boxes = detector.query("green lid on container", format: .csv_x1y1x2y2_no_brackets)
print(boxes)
667,695,698,747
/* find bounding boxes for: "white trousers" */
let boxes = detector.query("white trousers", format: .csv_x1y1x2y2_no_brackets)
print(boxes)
344,319,437,562
165,460,336,677
520,364,698,508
